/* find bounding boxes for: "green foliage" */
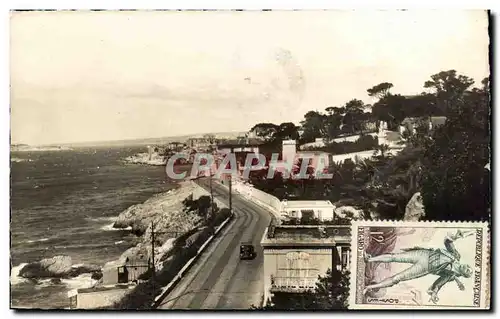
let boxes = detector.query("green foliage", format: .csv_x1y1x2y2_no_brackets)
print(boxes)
249,123,280,141
250,69,490,223
211,207,232,227
300,111,328,143
112,218,234,310
197,195,212,219
421,75,490,221
371,94,407,130
318,134,378,155
367,82,394,99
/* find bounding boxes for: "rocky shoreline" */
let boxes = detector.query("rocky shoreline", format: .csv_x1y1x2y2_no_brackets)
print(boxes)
18,256,102,283
14,180,205,291
123,153,166,166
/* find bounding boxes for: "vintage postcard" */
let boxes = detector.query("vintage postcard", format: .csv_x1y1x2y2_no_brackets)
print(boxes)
349,221,490,309
10,10,490,310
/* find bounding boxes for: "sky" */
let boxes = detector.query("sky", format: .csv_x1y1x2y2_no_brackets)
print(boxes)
10,10,490,145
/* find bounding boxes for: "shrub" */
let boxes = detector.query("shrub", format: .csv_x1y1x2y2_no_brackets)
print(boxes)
211,208,232,227
318,135,378,155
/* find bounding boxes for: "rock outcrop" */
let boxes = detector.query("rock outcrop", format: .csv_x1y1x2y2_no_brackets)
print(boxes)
404,192,425,221
113,181,200,235
334,206,364,220
19,256,72,278
18,255,102,279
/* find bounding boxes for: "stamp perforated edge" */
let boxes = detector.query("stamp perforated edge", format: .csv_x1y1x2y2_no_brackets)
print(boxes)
348,220,491,310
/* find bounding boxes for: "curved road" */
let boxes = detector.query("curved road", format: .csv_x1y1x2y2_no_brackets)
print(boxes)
158,178,273,309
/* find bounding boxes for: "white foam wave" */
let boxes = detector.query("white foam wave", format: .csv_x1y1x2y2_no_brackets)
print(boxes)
71,264,85,268
101,222,132,231
24,238,50,244
86,216,116,223
34,278,55,289
61,273,97,290
10,263,28,285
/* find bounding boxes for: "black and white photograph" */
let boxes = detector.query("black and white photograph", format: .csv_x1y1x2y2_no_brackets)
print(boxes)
8,9,491,310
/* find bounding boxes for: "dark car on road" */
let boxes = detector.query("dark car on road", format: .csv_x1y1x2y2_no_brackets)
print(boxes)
239,242,257,260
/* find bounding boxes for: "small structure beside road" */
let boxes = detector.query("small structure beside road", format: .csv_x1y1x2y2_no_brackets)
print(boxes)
101,255,150,286
68,284,136,309
260,224,351,304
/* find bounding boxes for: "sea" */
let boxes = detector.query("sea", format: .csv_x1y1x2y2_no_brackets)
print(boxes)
10,146,178,309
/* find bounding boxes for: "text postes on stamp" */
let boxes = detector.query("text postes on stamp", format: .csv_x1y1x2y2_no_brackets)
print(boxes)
349,221,490,309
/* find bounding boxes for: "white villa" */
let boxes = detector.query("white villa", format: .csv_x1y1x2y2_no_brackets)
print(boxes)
280,200,335,221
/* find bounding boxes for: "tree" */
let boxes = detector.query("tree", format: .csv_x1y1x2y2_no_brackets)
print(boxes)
373,143,391,159
421,76,490,221
300,111,327,143
258,269,349,310
249,123,279,141
404,93,440,119
371,94,407,130
324,106,344,140
197,195,212,219
423,70,474,115
367,82,394,99
342,99,368,135
275,122,300,141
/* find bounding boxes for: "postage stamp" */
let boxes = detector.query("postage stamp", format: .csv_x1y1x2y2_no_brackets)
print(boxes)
349,221,490,309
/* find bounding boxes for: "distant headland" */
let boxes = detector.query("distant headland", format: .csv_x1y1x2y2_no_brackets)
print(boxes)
11,144,73,152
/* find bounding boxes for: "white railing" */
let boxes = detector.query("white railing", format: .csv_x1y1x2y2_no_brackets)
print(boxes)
270,276,318,292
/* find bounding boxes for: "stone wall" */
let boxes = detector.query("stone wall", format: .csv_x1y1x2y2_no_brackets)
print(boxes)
232,180,282,218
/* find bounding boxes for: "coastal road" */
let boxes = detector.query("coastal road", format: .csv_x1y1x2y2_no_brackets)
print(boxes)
158,178,273,309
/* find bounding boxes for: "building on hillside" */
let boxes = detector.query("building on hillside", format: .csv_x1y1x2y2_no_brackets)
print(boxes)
280,200,335,221
261,224,351,305
399,116,446,136
282,139,297,163
187,138,213,149
101,255,150,286
215,138,264,180
216,138,262,154
428,116,447,130
166,142,185,151
332,132,378,143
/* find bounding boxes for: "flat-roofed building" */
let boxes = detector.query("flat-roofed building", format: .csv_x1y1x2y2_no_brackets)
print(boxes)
260,224,351,304
216,137,263,154
280,200,335,221
68,284,136,309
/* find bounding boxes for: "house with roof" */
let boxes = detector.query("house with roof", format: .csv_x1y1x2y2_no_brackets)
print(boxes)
260,224,351,305
216,137,263,155
399,116,447,136
280,200,335,221
101,254,150,286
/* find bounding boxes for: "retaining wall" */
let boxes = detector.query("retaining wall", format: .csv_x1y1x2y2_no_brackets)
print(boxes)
231,180,282,222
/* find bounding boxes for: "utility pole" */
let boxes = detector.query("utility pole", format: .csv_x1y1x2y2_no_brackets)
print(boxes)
210,168,214,221
151,221,156,296
229,175,232,214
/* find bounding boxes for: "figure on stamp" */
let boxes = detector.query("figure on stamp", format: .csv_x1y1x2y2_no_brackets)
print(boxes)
364,227,416,298
363,230,474,304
